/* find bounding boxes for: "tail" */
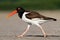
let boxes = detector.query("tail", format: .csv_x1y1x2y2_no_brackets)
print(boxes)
44,17,57,21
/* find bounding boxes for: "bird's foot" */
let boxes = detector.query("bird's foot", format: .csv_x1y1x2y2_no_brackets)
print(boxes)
43,33,47,38
17,35,24,38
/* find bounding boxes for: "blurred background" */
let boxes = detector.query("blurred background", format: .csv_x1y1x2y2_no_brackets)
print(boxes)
0,0,60,40
0,0,60,10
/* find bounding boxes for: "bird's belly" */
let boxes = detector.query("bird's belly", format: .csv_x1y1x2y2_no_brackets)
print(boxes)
22,16,47,24
31,18,47,24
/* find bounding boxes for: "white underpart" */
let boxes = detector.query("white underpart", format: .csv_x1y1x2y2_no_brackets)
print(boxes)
22,12,47,25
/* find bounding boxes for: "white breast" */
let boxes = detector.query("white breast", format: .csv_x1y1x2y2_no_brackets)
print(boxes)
22,12,32,22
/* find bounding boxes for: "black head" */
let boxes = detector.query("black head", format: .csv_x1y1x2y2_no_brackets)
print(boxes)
16,7,25,18
16,7,25,13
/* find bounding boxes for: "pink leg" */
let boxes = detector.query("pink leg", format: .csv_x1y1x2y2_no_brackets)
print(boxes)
36,24,47,37
17,25,30,38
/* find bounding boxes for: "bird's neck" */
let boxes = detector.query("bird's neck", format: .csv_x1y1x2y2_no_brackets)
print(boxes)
18,12,24,18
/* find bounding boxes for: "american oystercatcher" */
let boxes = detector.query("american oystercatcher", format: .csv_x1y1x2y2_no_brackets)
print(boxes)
6,7,57,38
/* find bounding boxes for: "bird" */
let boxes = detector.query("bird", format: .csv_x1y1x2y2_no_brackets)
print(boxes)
6,7,57,38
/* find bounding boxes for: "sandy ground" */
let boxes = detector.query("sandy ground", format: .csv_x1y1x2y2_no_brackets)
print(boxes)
0,10,60,40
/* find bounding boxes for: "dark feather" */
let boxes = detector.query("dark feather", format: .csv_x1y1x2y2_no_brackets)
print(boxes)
44,17,57,21
26,11,57,21
26,11,45,19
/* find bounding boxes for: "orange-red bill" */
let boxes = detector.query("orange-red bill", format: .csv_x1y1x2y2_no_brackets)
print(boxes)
6,10,17,18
